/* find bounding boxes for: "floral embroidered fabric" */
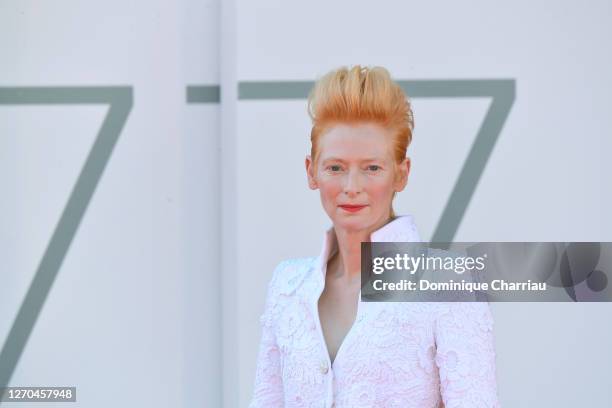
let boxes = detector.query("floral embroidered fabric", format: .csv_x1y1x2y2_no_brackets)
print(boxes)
249,215,500,407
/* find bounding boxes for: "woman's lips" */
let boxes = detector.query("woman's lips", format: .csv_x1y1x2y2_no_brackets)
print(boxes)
339,204,367,213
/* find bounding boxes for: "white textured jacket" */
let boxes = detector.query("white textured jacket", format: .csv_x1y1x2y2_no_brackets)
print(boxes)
249,215,500,408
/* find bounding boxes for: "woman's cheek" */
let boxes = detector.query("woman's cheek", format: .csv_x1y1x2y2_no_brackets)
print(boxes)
370,180,394,204
319,183,338,209
320,178,340,195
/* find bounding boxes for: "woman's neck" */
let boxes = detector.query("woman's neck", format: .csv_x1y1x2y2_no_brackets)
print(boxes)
329,214,395,282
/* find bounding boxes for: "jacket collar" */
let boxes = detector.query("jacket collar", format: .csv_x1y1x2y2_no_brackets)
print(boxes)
316,215,421,280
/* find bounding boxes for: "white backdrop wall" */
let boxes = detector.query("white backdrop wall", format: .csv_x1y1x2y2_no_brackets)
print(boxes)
1,0,611,407
1,0,220,407
234,1,612,407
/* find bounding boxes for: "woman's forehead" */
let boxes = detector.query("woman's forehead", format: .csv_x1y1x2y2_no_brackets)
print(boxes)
318,123,393,160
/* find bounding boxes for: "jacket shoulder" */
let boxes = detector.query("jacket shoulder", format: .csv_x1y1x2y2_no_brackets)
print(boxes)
269,257,317,295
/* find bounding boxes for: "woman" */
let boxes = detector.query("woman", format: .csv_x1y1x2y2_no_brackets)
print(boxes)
249,66,500,407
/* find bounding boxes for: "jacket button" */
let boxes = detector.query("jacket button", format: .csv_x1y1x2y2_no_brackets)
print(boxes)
319,361,329,374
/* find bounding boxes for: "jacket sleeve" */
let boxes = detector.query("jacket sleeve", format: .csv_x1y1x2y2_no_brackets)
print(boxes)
434,302,501,408
248,261,286,408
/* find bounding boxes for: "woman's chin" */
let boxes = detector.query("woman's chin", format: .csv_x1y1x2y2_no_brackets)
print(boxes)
332,210,375,230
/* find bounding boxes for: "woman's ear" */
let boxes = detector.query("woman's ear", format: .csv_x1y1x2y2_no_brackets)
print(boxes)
394,157,411,192
305,155,318,189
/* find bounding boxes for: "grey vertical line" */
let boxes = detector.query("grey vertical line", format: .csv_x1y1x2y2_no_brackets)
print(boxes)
0,87,133,395
430,81,515,243
186,85,221,103
220,0,238,405
185,83,222,407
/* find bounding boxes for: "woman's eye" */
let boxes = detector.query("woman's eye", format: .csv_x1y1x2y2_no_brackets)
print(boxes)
367,165,381,171
329,165,342,172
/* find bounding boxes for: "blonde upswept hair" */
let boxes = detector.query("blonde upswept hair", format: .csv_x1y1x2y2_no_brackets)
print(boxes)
307,65,415,219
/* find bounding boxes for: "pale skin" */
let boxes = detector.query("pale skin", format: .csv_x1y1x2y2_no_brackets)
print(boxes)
305,122,411,364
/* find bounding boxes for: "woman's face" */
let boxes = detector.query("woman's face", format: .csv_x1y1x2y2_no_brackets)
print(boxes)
306,122,410,233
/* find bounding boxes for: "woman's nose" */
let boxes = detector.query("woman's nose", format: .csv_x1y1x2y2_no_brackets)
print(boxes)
343,169,362,195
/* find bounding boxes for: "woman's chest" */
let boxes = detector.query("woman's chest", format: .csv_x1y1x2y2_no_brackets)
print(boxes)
317,282,360,364
274,295,438,375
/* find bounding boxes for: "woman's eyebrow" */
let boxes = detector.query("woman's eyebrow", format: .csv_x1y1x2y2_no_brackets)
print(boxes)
321,157,346,164
321,157,384,164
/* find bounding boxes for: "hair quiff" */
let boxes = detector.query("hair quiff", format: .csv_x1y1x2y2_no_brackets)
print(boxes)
307,65,415,219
